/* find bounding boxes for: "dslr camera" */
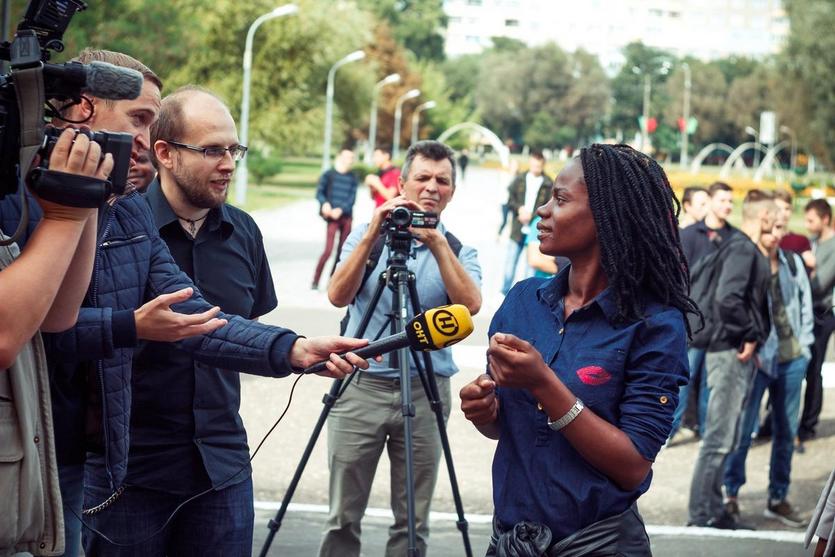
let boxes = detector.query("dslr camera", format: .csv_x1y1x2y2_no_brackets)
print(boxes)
0,0,142,209
381,206,439,259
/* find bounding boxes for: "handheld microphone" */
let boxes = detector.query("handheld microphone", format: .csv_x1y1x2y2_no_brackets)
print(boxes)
44,61,144,101
303,304,474,374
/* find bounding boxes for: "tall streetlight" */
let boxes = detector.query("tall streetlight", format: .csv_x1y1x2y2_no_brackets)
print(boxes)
410,100,436,147
780,125,797,172
679,62,692,168
365,73,401,164
393,88,420,160
321,49,366,171
234,4,299,205
745,126,760,168
632,62,670,152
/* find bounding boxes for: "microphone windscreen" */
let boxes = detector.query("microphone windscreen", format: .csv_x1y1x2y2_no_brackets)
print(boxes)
84,62,144,100
407,304,473,351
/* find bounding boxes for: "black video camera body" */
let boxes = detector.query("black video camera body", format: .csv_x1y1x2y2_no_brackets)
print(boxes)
0,0,141,206
381,206,439,261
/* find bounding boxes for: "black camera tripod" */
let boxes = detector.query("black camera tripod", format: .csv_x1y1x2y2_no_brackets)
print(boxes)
258,238,472,557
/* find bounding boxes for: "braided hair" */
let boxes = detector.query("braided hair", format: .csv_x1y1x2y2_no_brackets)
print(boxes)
579,143,700,334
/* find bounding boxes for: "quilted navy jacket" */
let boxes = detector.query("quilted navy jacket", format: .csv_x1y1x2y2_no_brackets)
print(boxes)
1,192,299,489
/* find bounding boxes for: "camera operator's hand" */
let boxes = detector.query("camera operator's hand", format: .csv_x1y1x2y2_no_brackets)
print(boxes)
35,128,114,222
289,336,373,378
134,287,228,342
365,196,422,240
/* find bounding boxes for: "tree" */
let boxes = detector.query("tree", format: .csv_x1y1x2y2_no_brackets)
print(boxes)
780,0,835,166
356,0,448,61
662,60,729,148
609,42,676,139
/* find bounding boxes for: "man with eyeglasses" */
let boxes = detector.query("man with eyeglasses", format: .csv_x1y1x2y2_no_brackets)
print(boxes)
77,84,373,556
2,51,372,557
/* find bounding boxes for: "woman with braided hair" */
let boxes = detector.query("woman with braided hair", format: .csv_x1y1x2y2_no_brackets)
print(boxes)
461,144,698,556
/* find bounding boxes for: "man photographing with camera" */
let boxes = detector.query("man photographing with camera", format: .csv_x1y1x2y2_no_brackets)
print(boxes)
321,140,482,557
0,128,113,556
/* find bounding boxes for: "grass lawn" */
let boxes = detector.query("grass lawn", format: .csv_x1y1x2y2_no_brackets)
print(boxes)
231,157,321,213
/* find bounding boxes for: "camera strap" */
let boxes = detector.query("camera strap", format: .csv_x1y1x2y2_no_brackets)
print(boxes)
15,65,46,180
0,65,45,247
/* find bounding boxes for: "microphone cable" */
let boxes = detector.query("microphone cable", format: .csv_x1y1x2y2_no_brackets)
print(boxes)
68,366,351,547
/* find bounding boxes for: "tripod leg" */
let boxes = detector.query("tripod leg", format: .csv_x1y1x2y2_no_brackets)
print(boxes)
407,282,473,557
259,272,392,557
395,272,421,557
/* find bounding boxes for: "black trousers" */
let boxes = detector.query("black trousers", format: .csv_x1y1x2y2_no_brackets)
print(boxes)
799,312,835,440
487,504,651,557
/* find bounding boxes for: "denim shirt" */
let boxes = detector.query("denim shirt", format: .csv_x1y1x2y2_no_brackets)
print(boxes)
489,269,689,541
758,250,814,378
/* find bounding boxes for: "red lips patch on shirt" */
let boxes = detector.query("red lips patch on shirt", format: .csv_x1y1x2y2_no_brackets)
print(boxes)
576,365,612,386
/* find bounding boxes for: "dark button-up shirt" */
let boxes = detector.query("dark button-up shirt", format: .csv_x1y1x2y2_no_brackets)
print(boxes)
126,180,278,494
489,268,689,542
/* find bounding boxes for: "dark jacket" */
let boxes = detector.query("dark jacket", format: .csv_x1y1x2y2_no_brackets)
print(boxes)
680,219,738,267
708,234,772,352
507,172,553,244
315,169,358,217
1,192,299,489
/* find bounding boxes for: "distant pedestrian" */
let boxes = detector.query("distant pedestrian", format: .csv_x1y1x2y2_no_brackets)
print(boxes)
672,181,739,440
312,148,358,289
798,199,835,448
679,186,710,228
497,159,519,237
687,190,776,530
365,147,400,208
458,149,469,180
500,152,552,295
775,189,815,270
722,215,813,528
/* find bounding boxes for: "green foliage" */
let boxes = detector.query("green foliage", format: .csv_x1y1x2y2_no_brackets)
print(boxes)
781,0,835,166
356,0,448,61
247,149,283,185
475,42,609,149
609,42,675,136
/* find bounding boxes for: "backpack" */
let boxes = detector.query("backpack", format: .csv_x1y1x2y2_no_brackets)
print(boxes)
687,234,746,348
338,231,463,335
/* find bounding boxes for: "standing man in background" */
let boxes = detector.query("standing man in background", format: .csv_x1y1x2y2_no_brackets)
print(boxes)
500,151,552,295
313,148,358,290
365,147,400,208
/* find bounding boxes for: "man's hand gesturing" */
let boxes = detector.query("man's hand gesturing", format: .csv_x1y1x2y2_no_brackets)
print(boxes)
135,287,227,342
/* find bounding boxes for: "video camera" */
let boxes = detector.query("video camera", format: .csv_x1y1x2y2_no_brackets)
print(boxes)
0,0,142,209
381,206,439,262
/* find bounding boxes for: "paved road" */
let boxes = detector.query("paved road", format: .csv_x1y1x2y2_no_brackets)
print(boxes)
241,165,829,556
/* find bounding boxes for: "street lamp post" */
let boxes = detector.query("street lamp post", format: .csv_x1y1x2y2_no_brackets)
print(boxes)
680,62,691,168
321,49,366,172
410,100,436,147
780,125,797,172
632,62,670,153
393,88,420,161
745,126,760,168
365,73,401,164
234,4,299,206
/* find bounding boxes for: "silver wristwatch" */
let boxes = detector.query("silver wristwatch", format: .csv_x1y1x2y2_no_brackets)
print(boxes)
547,398,585,431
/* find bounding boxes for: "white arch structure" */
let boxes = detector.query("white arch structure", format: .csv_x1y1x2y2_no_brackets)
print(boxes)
689,143,735,174
719,142,770,179
753,141,789,182
437,122,510,169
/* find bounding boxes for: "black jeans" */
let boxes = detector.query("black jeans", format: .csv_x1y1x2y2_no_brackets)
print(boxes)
799,313,835,440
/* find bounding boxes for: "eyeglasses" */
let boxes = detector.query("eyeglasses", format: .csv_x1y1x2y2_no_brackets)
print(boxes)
165,140,247,161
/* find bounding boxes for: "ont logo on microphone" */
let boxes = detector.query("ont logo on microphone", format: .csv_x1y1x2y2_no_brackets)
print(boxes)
432,310,459,337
